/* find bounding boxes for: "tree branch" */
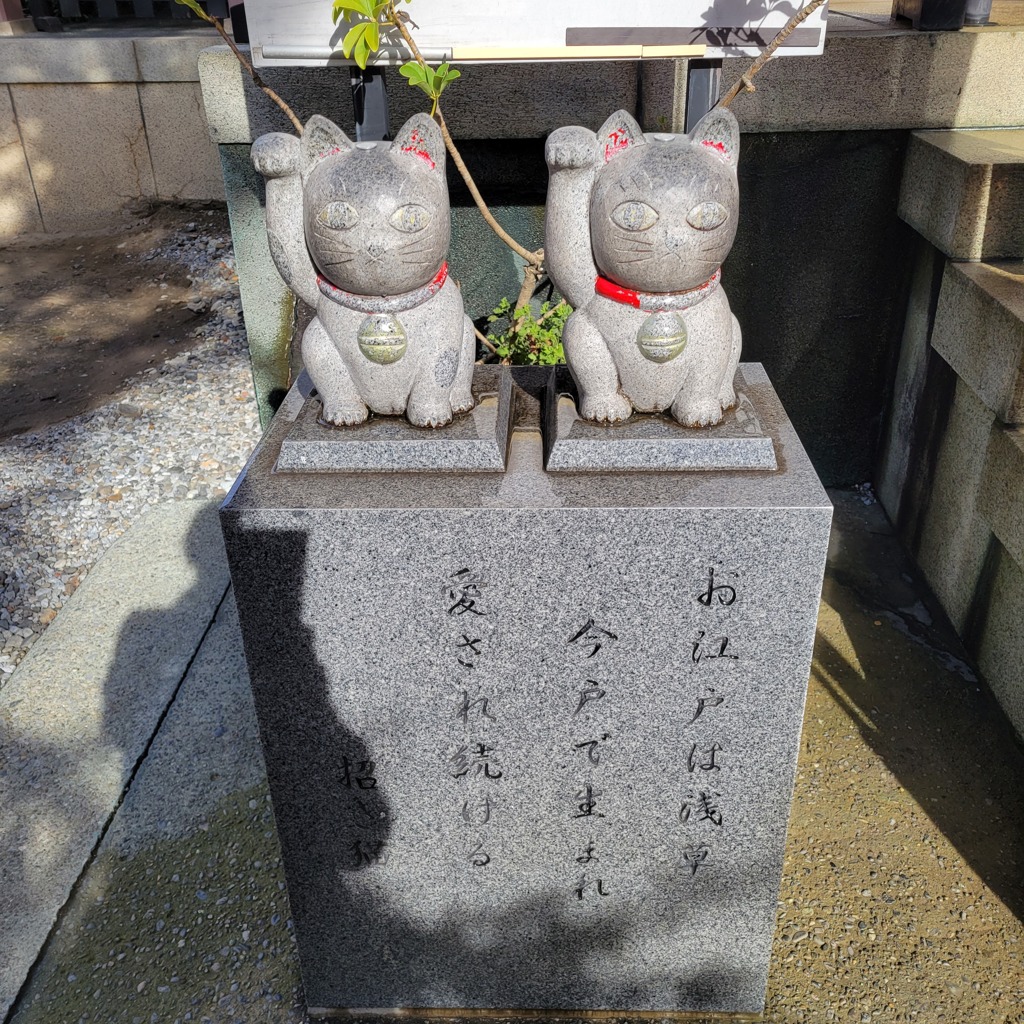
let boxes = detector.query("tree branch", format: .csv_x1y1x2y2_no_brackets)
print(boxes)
474,326,499,354
184,4,305,135
718,0,828,109
390,6,543,268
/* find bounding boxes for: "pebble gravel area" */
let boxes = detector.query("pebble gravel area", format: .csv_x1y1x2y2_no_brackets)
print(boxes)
0,228,262,682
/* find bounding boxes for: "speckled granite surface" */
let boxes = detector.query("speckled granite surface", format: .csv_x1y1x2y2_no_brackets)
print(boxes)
221,365,831,1015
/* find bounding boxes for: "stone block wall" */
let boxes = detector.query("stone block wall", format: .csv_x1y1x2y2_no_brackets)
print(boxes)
878,129,1024,739
0,31,224,234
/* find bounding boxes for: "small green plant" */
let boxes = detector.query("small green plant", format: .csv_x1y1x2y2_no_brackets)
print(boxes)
485,299,570,366
398,61,461,117
332,0,395,69
332,1,459,114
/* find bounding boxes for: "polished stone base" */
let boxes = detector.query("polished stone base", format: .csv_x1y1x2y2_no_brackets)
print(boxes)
221,364,831,1018
275,367,513,473
545,364,778,472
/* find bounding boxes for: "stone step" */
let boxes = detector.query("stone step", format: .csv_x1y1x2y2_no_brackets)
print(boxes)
898,129,1024,260
931,260,1024,423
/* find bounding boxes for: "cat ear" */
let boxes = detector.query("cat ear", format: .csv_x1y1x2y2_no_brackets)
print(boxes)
300,115,354,176
688,107,740,167
392,113,444,171
596,110,645,164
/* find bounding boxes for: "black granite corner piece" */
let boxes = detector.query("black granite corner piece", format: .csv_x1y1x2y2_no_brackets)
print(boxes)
274,367,513,473
543,364,778,473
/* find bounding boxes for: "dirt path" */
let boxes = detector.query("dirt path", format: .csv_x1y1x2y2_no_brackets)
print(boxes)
0,204,232,440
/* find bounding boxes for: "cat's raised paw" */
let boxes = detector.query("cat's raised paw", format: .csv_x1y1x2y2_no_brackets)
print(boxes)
252,133,300,178
545,127,598,171
672,395,724,428
581,393,633,424
319,399,369,427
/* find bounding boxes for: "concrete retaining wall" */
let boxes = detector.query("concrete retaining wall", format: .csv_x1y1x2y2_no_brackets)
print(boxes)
878,128,1024,739
0,30,223,234
4,19,1024,236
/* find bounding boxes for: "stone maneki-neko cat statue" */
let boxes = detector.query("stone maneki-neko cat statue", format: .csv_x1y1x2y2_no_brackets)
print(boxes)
252,113,475,429
545,107,742,428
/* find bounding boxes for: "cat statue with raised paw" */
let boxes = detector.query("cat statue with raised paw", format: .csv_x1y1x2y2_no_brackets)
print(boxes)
545,107,742,427
252,113,475,428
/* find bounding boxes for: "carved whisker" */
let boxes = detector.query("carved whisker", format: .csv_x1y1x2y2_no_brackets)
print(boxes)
617,254,655,264
311,233,355,251
320,257,356,267
312,237,357,253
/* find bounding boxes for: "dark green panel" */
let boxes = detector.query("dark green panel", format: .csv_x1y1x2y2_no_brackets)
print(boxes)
725,130,915,486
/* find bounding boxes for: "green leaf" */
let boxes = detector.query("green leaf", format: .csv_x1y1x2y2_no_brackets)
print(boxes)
399,61,428,85
366,19,380,51
172,0,212,22
341,21,366,59
353,28,373,68
332,0,373,23
431,63,460,100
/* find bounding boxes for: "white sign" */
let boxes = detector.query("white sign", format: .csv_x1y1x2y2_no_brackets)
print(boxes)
246,0,828,67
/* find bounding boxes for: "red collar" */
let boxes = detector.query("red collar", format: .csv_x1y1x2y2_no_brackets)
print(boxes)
317,262,448,314
595,268,721,312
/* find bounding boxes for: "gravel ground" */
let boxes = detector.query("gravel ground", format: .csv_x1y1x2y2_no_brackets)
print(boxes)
0,227,262,682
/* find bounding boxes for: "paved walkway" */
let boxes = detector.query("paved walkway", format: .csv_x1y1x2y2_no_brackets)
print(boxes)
1,491,1022,1024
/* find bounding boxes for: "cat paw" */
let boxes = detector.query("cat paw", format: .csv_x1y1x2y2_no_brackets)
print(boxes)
580,393,633,424
450,392,476,416
545,127,597,170
719,383,737,411
252,133,300,178
319,398,369,427
407,401,454,429
672,396,724,428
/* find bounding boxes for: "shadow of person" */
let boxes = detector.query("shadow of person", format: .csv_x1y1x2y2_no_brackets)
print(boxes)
0,500,232,1018
221,523,777,1017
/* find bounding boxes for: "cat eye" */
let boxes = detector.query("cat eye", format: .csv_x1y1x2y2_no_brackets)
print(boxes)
686,202,729,231
390,204,431,233
611,201,658,232
318,202,360,230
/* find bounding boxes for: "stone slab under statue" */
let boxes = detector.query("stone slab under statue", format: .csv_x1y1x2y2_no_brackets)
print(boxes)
220,364,832,1019
275,365,778,474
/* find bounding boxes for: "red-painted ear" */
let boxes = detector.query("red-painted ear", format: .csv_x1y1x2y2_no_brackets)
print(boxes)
300,115,353,177
596,110,645,164
392,113,444,171
688,107,740,166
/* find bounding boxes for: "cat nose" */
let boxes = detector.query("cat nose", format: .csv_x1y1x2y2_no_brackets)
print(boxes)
367,242,385,259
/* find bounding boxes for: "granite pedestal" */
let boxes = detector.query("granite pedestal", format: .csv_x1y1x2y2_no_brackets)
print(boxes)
221,364,832,1019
